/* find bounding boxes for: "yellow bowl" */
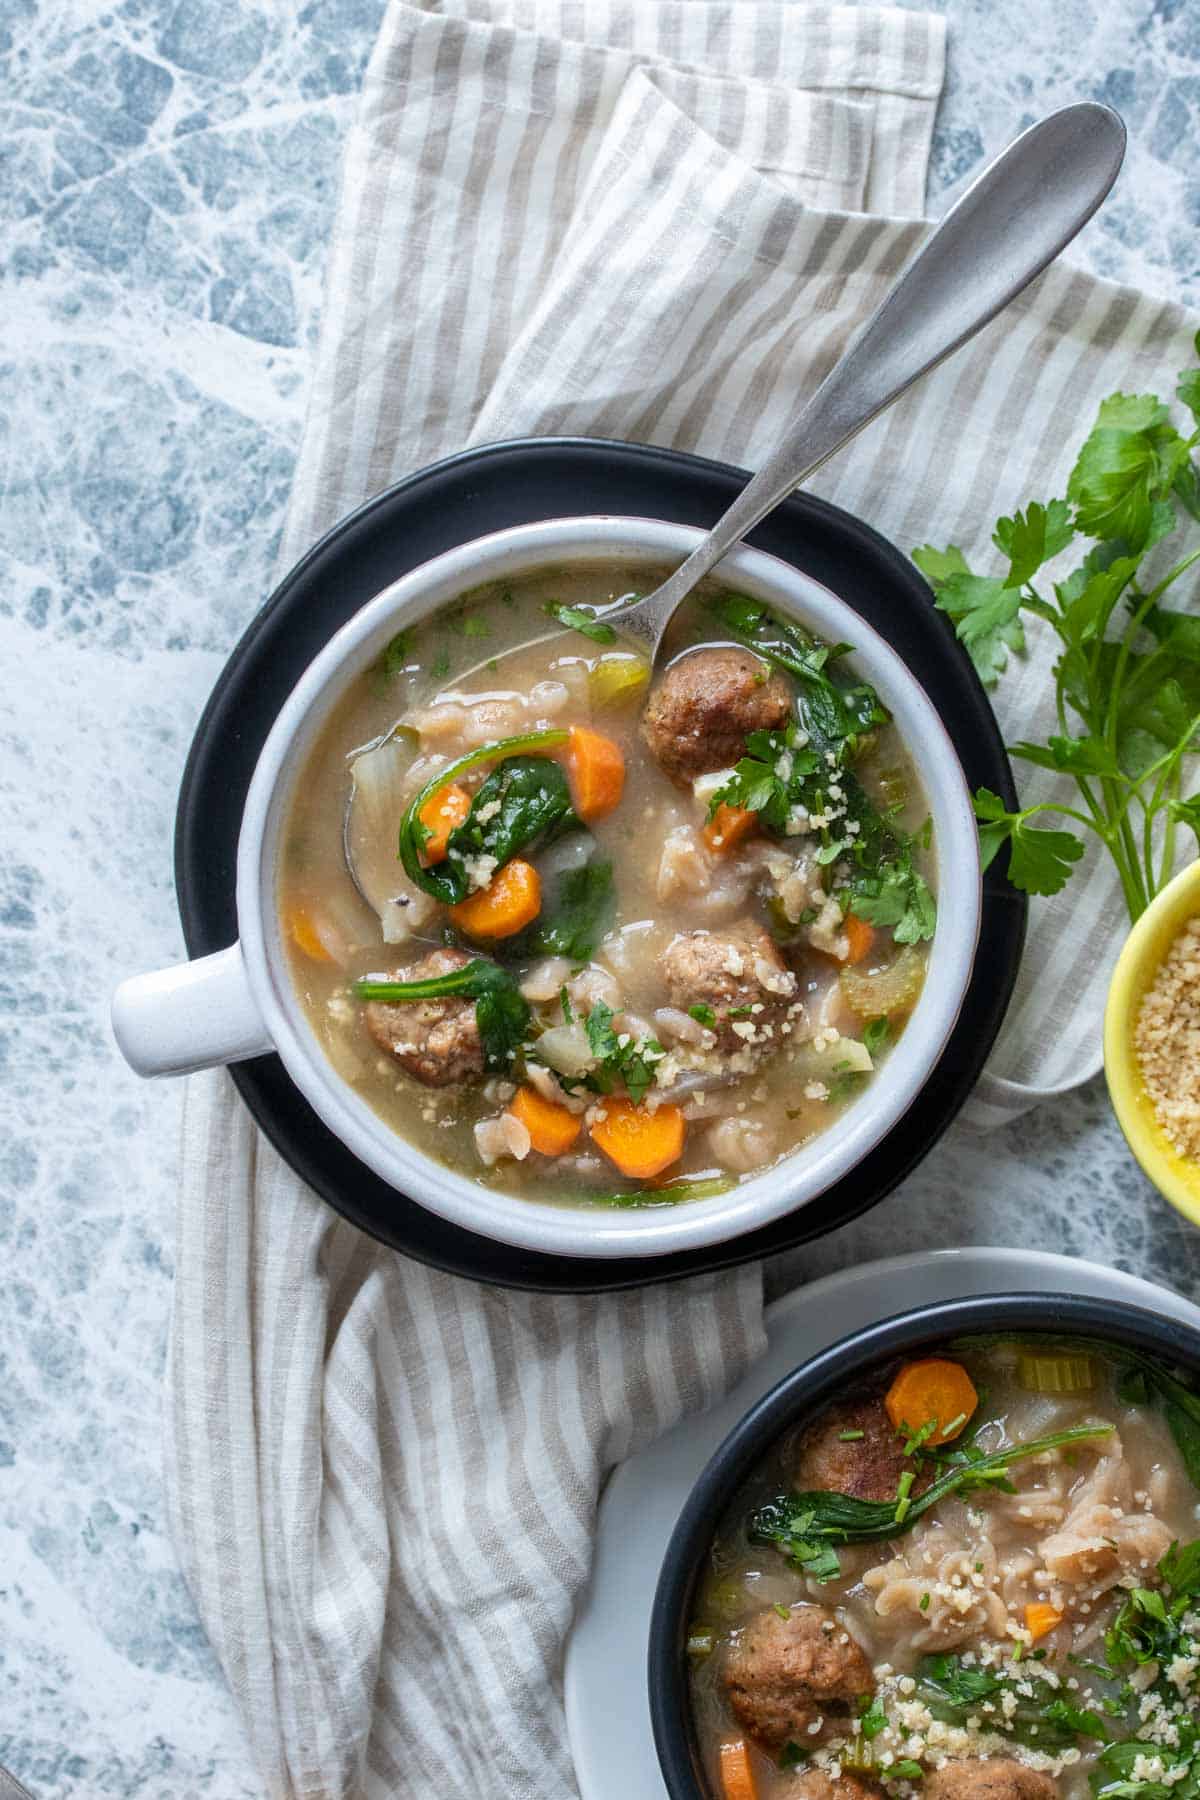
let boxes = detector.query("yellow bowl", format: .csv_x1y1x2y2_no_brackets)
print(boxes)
1104,858,1200,1227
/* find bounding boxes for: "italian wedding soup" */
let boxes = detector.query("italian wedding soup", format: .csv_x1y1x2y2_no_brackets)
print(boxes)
278,567,937,1205
687,1336,1200,1800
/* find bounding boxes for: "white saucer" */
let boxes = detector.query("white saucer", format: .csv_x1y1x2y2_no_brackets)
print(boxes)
564,1247,1200,1800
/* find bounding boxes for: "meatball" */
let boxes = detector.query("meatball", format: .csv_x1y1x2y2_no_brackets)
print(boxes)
793,1774,887,1800
364,947,483,1087
661,923,794,1054
723,1605,873,1751
923,1763,1058,1800
794,1394,931,1504
641,646,792,785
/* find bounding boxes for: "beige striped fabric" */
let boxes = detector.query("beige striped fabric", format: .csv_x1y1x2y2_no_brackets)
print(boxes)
168,2,1197,1794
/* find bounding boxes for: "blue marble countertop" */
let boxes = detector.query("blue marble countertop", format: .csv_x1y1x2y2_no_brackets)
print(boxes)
3,1,1200,1794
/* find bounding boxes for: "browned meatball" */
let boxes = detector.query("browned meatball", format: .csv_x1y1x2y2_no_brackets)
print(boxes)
723,1605,873,1751
364,947,483,1087
641,647,792,785
924,1763,1058,1800
794,1394,931,1504
661,923,794,1054
794,1774,887,1800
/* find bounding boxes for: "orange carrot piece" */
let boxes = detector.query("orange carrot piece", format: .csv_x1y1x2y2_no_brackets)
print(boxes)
703,803,759,855
589,1097,685,1180
286,906,333,963
509,1085,582,1157
885,1358,978,1446
418,782,471,866
719,1739,758,1800
1024,1602,1063,1642
566,726,625,822
844,913,876,966
448,857,541,940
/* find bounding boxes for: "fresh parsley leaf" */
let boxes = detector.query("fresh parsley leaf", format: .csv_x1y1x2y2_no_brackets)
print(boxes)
583,1001,664,1106
1067,394,1188,552
993,497,1074,588
543,601,617,644
1160,1538,1200,1599
863,1017,889,1056
973,789,1085,896
688,1003,717,1028
912,543,970,588
858,1698,887,1741
1008,734,1122,778
931,570,1026,686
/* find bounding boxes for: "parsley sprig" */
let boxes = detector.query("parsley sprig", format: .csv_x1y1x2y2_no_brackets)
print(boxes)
914,338,1200,919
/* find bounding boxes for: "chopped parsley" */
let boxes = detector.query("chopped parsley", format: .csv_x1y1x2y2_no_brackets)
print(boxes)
583,1001,665,1105
705,722,936,945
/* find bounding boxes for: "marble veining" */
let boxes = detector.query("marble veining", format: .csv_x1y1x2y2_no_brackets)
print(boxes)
2,1,1200,1794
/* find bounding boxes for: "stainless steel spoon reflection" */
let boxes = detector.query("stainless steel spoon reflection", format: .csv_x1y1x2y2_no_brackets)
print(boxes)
605,102,1126,661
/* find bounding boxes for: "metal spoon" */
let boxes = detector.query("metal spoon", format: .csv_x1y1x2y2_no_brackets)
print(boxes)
607,102,1126,657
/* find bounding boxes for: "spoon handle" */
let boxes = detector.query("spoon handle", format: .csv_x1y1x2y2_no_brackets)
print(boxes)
619,102,1126,645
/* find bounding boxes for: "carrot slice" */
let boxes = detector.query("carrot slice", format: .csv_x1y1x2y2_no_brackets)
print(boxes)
844,913,876,965
1024,1602,1063,1642
719,1739,758,1800
566,726,625,822
449,858,541,940
885,1358,978,1446
509,1085,582,1157
418,782,471,866
286,906,333,963
590,1097,684,1180
703,803,758,855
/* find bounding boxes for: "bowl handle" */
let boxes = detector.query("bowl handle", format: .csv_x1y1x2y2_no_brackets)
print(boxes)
111,943,274,1077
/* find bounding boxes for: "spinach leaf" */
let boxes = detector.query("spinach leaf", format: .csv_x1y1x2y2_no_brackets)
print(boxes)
397,729,570,903
750,1424,1112,1551
580,1174,734,1209
916,1656,1104,1753
524,859,615,962
543,600,617,644
445,755,578,875
707,591,888,753
353,960,529,1071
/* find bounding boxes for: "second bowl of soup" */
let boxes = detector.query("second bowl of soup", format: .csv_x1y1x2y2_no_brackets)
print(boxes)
111,516,980,1259
649,1292,1200,1799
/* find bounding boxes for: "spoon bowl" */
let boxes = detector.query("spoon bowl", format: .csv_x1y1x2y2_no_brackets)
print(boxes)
609,102,1127,660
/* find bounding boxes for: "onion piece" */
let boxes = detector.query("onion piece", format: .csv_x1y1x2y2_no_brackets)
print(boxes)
535,1021,595,1077
343,726,438,943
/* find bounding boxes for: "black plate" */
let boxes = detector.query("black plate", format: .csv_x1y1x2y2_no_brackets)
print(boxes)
175,438,1025,1292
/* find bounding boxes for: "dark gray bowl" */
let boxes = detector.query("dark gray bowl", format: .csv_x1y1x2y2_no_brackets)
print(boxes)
648,1290,1200,1799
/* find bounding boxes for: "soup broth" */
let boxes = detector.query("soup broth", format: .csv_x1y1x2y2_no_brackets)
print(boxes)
687,1335,1200,1800
279,565,936,1205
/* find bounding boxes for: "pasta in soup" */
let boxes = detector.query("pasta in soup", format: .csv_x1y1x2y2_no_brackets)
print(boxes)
687,1335,1200,1800
279,566,937,1205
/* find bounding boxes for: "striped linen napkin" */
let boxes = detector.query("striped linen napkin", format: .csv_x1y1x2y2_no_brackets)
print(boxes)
168,1,1198,1794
